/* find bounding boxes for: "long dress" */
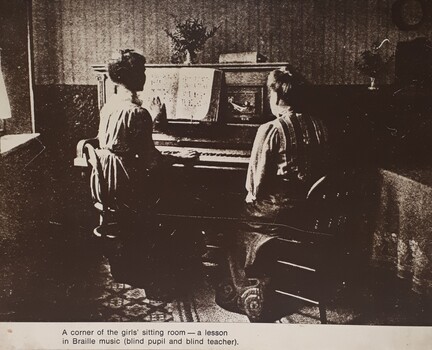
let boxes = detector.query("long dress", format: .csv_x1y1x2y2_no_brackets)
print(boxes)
92,90,165,214
93,91,204,295
217,111,329,320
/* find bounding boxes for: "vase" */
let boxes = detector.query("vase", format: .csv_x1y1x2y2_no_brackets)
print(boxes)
184,49,197,65
368,77,378,90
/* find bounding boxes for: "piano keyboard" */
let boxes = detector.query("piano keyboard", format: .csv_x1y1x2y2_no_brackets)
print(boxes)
156,146,251,167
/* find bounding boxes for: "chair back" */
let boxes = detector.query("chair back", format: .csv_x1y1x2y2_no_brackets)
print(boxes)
265,169,375,322
307,169,372,233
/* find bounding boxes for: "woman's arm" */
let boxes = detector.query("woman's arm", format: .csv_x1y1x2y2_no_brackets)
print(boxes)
148,96,168,131
147,97,199,163
127,107,155,152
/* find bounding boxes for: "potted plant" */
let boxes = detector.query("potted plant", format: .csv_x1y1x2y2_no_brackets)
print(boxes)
356,39,392,90
165,17,220,64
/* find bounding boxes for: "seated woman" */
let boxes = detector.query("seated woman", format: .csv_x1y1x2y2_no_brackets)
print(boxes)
217,66,330,321
245,66,328,215
240,66,330,270
92,49,197,223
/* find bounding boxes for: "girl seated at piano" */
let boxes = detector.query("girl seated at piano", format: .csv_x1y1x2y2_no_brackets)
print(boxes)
94,49,197,214
216,67,330,320
245,65,329,212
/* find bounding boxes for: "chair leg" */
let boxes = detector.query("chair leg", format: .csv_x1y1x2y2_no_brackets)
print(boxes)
319,304,327,324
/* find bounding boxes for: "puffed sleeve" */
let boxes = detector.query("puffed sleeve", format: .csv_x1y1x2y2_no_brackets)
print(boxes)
126,107,156,155
245,122,280,201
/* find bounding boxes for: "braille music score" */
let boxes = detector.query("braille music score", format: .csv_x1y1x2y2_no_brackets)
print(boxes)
141,67,223,123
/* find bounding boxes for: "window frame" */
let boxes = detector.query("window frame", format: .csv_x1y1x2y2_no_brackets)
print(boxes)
0,119,5,136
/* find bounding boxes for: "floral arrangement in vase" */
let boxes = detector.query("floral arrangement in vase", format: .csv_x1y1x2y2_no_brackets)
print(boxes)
165,17,220,64
355,39,392,90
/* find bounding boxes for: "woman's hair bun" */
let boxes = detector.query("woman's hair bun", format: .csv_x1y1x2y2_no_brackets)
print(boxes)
108,49,146,90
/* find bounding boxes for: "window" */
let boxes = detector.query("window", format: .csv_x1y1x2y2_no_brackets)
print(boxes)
0,57,12,136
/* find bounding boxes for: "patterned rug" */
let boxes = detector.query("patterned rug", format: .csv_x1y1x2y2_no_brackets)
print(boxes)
94,257,248,323
93,257,360,324
172,280,249,323
92,258,174,322
92,255,429,325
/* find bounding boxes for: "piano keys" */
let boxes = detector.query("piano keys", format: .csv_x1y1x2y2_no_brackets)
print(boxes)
75,142,250,170
157,145,250,170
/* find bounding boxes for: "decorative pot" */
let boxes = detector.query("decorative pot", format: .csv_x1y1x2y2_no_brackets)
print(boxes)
184,49,197,65
368,76,378,90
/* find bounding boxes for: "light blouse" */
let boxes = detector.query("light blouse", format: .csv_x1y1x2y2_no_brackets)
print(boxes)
246,111,328,201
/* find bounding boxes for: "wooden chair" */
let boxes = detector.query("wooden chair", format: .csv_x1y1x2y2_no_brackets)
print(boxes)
258,169,373,323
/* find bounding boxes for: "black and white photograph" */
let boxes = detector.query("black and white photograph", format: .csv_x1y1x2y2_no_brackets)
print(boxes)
0,0,431,348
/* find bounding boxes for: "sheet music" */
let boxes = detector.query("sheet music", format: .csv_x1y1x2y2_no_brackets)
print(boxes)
175,68,220,122
139,68,221,122
139,68,179,119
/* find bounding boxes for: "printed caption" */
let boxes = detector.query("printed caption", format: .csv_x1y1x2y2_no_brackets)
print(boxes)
61,327,239,347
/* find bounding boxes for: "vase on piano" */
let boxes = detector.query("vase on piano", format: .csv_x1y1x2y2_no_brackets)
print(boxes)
184,49,196,65
368,76,378,90
165,17,219,65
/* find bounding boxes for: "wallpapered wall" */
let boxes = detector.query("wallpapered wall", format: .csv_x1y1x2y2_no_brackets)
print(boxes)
32,0,432,86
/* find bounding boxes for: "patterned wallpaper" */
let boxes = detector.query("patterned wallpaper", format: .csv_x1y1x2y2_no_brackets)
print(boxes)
32,0,432,86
